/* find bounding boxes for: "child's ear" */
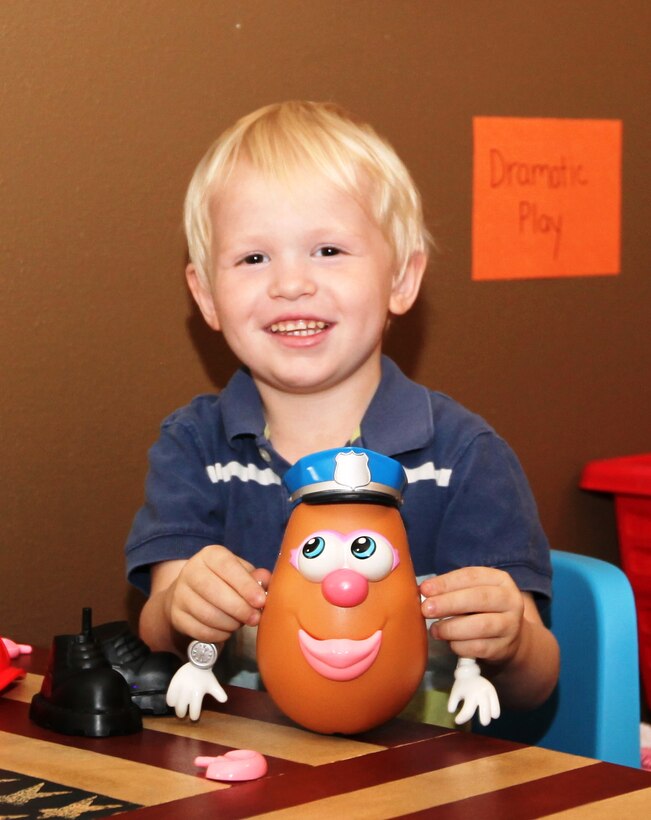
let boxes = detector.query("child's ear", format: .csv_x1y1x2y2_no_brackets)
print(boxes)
186,264,221,331
389,251,428,316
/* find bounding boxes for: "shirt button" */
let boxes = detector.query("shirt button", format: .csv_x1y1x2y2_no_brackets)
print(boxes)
259,448,272,463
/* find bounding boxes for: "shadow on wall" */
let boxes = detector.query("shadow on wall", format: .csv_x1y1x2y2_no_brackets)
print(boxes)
384,296,429,379
186,300,242,389
125,588,146,632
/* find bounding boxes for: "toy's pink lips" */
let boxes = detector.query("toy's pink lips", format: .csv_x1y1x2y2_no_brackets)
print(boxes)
298,629,382,681
195,750,267,782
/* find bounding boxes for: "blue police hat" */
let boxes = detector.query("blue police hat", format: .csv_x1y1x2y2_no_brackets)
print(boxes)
284,447,406,506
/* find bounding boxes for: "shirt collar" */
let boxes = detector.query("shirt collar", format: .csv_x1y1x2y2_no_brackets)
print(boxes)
221,367,266,443
359,356,434,455
220,356,434,454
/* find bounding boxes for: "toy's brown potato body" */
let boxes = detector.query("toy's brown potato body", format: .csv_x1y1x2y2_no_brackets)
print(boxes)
257,502,427,734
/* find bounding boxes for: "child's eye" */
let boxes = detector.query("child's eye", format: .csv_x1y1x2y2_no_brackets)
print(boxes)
238,252,269,265
314,246,342,258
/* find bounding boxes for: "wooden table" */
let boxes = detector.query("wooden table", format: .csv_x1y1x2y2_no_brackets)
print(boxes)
2,648,651,818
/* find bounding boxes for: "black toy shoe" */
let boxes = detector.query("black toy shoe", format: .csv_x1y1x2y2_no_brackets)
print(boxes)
29,608,142,737
93,620,181,715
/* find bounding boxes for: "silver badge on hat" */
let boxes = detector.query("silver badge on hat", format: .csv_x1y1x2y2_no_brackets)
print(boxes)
334,450,371,490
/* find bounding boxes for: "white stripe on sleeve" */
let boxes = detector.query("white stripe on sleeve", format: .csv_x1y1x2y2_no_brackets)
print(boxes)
206,461,282,486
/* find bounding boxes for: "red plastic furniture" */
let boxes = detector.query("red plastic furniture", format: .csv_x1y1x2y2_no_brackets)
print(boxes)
581,453,651,709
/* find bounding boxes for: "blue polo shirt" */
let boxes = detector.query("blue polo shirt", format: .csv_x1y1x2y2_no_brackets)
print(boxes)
125,356,551,599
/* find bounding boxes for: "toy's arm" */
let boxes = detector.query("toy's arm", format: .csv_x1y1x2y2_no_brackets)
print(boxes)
420,591,500,727
448,656,500,726
166,640,227,721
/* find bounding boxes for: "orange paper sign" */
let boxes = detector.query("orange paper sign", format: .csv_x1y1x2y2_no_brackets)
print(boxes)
472,117,622,280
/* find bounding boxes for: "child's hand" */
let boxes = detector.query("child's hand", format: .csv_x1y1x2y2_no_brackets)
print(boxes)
163,545,271,645
420,567,525,666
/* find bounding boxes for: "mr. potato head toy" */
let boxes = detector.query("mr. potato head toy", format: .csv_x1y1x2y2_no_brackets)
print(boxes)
257,448,427,734
166,447,500,734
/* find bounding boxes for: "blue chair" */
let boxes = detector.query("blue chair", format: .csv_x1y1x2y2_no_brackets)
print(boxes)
476,550,641,768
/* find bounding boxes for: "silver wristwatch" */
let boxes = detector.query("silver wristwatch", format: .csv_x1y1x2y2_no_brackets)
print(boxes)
187,640,218,670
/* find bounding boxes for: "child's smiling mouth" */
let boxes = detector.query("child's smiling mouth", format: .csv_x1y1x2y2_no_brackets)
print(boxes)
268,320,330,337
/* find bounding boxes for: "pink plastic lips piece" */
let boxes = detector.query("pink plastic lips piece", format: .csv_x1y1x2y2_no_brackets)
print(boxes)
195,750,268,782
298,628,382,680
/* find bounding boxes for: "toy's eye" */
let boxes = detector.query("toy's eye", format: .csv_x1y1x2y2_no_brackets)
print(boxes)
302,536,325,559
296,532,341,582
350,535,376,559
347,532,396,581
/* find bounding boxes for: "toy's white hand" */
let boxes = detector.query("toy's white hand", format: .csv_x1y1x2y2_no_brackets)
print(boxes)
166,662,227,720
448,657,500,726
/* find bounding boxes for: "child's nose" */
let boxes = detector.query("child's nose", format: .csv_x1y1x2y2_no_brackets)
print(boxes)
268,259,316,300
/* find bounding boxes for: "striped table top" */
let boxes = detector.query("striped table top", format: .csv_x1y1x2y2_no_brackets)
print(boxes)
2,649,651,818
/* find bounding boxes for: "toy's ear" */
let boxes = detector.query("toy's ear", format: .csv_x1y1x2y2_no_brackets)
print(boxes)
389,251,427,316
186,264,221,331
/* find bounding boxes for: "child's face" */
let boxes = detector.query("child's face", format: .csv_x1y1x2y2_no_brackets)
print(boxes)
187,162,424,398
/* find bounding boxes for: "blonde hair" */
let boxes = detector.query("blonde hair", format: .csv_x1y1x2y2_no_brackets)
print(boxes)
184,100,432,285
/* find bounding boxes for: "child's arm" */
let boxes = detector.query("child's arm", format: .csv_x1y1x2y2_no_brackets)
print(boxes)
139,546,270,656
420,567,559,711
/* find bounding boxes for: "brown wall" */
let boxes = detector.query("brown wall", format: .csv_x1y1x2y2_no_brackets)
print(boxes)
1,1,649,645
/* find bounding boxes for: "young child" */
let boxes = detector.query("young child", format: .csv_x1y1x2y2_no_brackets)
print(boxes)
126,101,559,715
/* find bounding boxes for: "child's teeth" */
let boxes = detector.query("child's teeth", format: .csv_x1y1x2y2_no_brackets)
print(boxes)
270,320,327,335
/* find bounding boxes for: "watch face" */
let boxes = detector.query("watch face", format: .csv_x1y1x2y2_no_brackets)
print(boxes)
188,640,218,669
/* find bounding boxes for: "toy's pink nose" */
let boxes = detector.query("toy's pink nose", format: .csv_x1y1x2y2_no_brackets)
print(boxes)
322,569,369,607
